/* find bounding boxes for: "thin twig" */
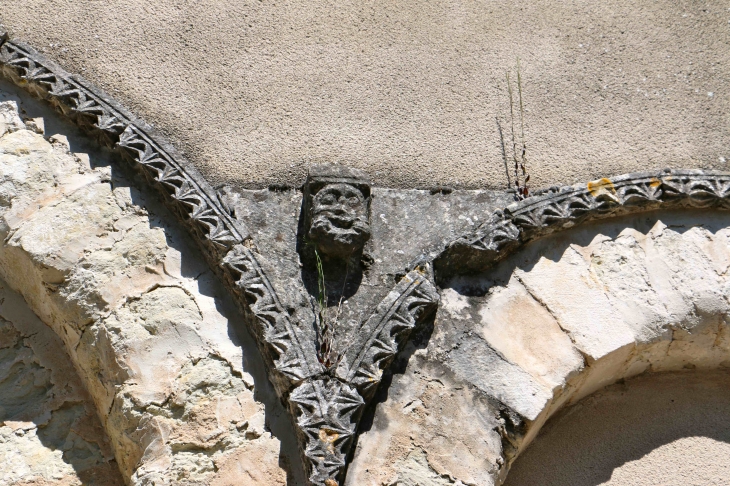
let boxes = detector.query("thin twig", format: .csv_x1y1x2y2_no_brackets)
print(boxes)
314,248,331,366
496,117,512,190
506,60,530,200
507,72,520,198
516,58,530,197
315,248,327,309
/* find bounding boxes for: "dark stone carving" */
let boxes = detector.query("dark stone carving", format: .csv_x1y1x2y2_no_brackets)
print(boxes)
289,379,364,484
304,165,372,259
339,267,439,400
0,35,440,486
291,267,437,485
434,170,730,279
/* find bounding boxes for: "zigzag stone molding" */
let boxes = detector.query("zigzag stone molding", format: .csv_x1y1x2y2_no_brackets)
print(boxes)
433,170,730,279
0,34,439,485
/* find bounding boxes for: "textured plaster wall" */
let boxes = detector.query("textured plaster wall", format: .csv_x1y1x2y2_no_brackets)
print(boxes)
505,371,730,486
1,1,729,190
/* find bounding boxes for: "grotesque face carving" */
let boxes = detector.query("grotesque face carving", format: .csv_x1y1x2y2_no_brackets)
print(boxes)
308,183,371,257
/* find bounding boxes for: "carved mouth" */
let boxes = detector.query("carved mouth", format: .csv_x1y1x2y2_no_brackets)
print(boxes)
309,213,371,256
327,215,355,230
314,213,357,231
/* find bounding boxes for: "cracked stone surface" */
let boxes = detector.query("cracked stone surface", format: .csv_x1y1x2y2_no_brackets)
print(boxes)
0,100,290,484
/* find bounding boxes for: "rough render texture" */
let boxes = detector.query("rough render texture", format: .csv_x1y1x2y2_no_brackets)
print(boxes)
505,371,730,486
348,209,730,485
0,275,123,485
0,101,288,484
1,1,728,190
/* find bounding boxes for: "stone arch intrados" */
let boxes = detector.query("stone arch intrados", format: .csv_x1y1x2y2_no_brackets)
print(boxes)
504,370,730,486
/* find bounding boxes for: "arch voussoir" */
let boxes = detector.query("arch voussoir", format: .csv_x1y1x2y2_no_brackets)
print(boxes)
0,101,286,485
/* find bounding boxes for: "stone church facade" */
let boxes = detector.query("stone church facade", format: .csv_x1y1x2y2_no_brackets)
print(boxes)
0,2,729,485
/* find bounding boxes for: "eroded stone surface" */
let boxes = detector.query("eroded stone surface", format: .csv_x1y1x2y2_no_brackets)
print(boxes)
346,347,502,486
0,275,123,485
220,170,508,484
0,102,287,484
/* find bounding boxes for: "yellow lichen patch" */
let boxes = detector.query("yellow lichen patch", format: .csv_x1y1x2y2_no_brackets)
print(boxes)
318,428,340,453
650,177,661,188
587,178,616,197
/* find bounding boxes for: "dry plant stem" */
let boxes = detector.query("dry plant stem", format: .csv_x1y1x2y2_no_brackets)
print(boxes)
496,117,512,190
314,249,331,366
314,248,350,369
516,58,530,196
506,60,530,200
507,72,521,199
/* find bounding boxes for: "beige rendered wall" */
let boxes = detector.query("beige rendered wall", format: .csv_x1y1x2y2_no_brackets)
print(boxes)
1,1,728,190
504,371,730,486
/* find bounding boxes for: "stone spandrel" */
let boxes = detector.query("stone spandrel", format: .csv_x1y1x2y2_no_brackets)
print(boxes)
219,167,508,484
0,101,291,485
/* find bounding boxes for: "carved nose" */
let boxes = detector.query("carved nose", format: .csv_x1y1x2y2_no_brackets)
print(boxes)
330,202,350,214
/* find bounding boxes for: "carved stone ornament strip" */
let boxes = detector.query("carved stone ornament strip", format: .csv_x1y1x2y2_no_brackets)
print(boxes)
290,268,438,485
340,268,439,399
433,170,730,279
0,34,440,485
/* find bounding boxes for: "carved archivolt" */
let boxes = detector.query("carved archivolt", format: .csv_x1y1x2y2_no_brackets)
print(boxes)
3,31,730,486
434,170,730,278
0,35,438,485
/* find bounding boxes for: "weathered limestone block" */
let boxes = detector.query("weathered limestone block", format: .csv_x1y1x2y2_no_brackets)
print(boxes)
0,101,286,484
0,275,123,485
0,100,24,138
347,352,503,486
350,210,730,485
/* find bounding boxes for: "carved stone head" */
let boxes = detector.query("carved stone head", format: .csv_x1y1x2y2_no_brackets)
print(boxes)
304,165,371,258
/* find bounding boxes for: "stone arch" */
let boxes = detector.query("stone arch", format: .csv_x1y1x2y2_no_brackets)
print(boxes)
3,31,730,486
349,208,730,485
0,37,443,485
0,271,124,485
0,96,292,483
482,209,730,484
